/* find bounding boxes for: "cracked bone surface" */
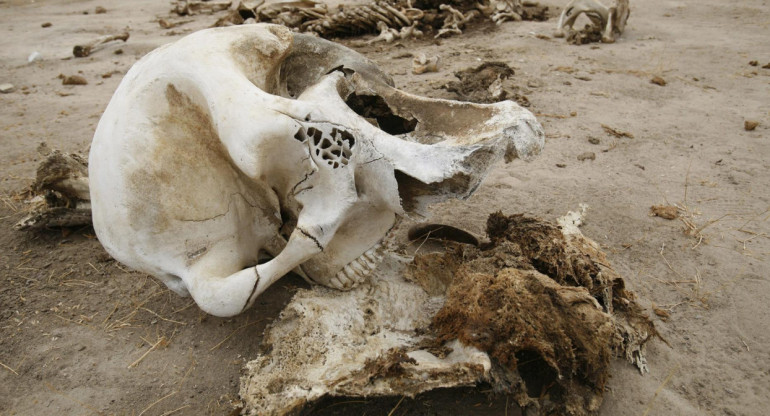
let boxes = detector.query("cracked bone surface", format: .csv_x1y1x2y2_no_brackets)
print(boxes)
88,24,544,317
555,0,629,43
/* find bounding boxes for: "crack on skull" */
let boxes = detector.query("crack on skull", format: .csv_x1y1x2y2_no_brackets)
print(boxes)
241,265,262,313
290,170,314,196
297,227,324,251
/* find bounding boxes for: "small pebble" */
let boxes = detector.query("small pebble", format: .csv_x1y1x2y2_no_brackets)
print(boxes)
0,83,15,93
95,6,107,14
588,136,600,145
41,22,52,28
744,120,759,131
748,60,758,67
577,152,596,161
651,76,666,86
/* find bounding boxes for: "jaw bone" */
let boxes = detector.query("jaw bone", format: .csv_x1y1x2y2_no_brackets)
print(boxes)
240,212,656,416
88,24,544,317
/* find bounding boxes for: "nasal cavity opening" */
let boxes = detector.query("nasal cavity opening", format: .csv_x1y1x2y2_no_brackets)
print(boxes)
345,93,418,135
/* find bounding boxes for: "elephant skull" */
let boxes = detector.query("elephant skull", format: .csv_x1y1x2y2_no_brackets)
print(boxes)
89,24,544,317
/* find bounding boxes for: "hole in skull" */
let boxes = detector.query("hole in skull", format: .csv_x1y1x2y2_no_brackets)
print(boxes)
308,127,323,146
515,350,560,398
320,138,332,149
339,129,355,148
345,93,417,135
326,65,355,77
293,128,307,142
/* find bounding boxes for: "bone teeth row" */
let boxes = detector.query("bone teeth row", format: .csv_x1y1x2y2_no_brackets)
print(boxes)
334,245,384,283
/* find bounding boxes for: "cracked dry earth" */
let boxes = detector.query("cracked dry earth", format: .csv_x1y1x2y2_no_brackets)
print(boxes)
1,0,769,415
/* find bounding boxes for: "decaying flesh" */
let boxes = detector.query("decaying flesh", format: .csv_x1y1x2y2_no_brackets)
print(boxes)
240,210,656,416
555,0,630,44
86,24,544,317
175,0,549,40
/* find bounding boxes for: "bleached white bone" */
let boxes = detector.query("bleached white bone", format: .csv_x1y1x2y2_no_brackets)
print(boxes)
555,0,629,43
89,24,544,317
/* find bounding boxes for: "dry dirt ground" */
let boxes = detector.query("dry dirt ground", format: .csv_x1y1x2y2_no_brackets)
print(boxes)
1,0,769,415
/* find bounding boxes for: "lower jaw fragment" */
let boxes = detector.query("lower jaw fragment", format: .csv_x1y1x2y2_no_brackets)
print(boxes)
239,211,656,416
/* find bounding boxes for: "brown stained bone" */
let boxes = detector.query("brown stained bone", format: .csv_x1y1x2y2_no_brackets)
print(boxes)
73,32,129,58
15,144,92,230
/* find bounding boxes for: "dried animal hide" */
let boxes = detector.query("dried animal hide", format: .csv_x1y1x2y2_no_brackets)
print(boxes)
240,210,656,415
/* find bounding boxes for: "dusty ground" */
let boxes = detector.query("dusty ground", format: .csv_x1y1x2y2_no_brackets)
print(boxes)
1,0,769,415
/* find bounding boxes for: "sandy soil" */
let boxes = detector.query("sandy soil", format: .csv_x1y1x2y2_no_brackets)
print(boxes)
1,0,769,415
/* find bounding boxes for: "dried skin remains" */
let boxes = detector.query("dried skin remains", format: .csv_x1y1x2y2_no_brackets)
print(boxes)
424,212,656,414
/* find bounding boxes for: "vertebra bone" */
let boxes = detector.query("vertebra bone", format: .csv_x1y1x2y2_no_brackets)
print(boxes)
555,0,629,43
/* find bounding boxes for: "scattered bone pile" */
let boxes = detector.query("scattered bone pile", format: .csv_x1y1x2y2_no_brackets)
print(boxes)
240,210,656,415
171,0,549,40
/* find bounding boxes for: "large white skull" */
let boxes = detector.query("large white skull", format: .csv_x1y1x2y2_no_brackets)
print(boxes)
89,24,544,317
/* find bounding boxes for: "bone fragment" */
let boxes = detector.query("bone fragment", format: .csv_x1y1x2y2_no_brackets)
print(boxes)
15,145,92,230
172,0,232,16
435,4,479,38
555,0,629,44
412,53,439,74
73,32,129,58
364,21,423,44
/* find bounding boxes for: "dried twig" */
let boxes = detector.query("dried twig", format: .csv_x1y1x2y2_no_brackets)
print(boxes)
642,364,680,416
138,391,178,416
128,336,168,368
0,360,19,376
209,319,263,351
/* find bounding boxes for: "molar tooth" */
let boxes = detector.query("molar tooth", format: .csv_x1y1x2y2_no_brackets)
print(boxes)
362,250,376,262
330,276,343,289
361,256,377,270
343,264,357,278
349,260,367,274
